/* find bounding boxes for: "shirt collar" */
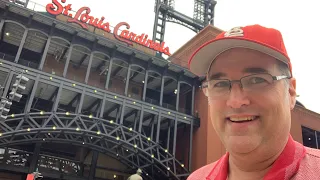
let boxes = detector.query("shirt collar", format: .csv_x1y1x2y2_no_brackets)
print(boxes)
206,135,306,180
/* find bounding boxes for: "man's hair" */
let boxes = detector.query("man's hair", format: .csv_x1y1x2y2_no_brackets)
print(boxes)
277,61,291,87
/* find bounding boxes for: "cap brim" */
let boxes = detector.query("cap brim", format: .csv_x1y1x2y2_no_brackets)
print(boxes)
188,37,290,77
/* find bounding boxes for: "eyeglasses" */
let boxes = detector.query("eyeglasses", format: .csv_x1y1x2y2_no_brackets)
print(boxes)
202,73,291,97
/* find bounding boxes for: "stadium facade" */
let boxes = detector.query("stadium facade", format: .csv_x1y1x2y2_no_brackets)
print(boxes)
0,0,319,180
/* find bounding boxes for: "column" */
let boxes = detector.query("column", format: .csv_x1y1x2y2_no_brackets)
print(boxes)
0,19,5,34
14,28,29,63
52,82,63,112
38,36,51,70
315,131,319,149
77,89,85,114
39,24,55,70
105,58,113,89
142,70,148,101
1,70,13,97
62,44,74,77
159,75,165,106
25,74,40,112
173,116,178,156
175,81,180,111
138,106,144,133
156,112,161,143
28,143,41,173
188,119,193,171
124,64,131,96
119,100,126,125
99,94,106,118
88,151,99,180
191,85,195,116
85,52,94,83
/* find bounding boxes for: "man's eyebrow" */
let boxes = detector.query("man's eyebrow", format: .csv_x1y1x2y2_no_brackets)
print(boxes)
207,67,269,80
208,72,226,80
243,67,269,74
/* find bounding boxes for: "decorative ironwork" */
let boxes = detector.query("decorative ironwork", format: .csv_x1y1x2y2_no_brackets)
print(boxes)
153,0,217,56
0,112,189,179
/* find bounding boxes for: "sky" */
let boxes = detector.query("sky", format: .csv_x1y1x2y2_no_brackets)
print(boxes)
28,0,320,114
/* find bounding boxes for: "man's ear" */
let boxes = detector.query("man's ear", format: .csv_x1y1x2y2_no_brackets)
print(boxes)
202,88,208,97
289,77,297,110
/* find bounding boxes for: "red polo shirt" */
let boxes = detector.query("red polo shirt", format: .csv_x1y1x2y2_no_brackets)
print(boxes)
187,135,320,180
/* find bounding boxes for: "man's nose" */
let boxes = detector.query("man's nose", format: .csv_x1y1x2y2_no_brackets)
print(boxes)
226,84,250,109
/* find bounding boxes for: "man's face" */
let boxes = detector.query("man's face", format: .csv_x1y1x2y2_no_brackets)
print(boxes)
206,48,296,155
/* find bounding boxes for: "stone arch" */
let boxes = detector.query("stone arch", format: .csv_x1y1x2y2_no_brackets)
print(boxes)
5,20,26,29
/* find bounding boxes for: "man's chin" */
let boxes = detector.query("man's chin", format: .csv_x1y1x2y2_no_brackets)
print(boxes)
225,135,261,154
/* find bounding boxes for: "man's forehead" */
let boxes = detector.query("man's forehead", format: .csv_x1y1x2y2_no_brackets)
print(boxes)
206,48,279,79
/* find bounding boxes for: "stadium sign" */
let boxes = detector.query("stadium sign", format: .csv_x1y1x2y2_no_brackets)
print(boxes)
46,0,171,56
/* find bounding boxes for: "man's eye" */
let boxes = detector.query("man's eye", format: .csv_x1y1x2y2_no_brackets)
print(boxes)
248,77,266,84
212,81,229,87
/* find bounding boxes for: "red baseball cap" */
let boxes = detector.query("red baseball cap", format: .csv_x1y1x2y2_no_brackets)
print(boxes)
188,24,292,77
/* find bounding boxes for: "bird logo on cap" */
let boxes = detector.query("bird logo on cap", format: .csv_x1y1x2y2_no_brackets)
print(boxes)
224,26,244,37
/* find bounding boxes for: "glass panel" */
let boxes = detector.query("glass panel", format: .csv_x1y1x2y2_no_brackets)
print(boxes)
302,126,318,149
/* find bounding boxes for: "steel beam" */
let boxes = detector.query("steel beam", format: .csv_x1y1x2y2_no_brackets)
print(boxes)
138,106,144,133
62,44,73,77
28,143,41,173
0,112,190,179
142,70,148,101
84,53,93,84
14,28,28,63
124,64,131,96
84,40,97,83
119,100,126,125
52,82,63,111
176,81,180,111
0,19,5,36
88,151,98,180
173,116,178,157
315,131,319,149
189,119,193,171
77,89,85,114
191,84,195,116
159,76,165,106
38,22,55,70
105,58,113,90
156,112,161,143
1,69,13,97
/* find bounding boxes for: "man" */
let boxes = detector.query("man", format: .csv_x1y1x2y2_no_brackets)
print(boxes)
187,24,320,180
127,168,143,180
